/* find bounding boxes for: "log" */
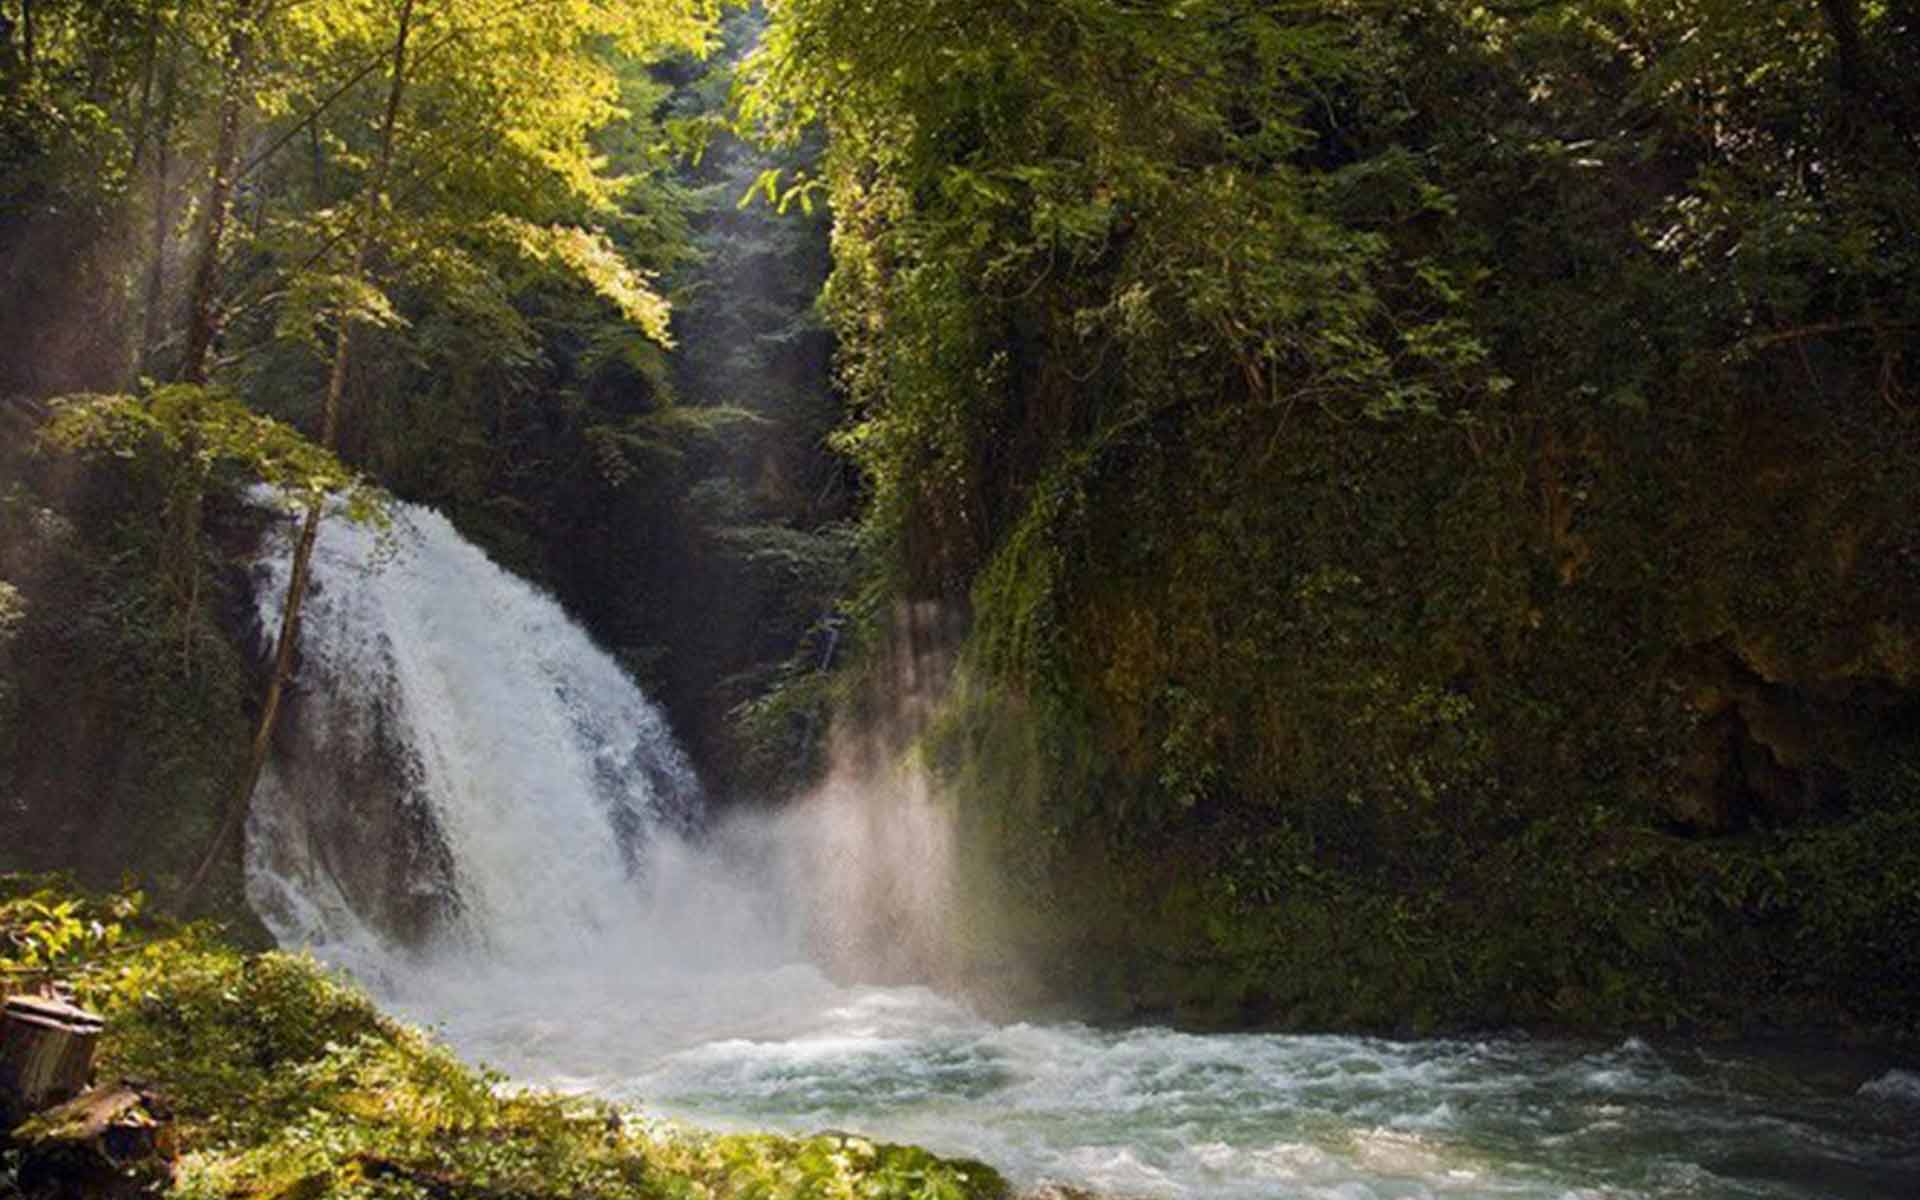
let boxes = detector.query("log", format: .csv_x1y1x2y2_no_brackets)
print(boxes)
0,996,104,1118
10,1080,173,1200
17,1080,171,1163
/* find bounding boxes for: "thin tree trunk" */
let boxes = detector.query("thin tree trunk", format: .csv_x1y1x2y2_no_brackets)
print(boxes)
130,2,163,172
1820,0,1868,95
179,1,263,386
140,23,182,372
141,136,176,369
179,494,322,910
178,0,417,914
166,0,269,680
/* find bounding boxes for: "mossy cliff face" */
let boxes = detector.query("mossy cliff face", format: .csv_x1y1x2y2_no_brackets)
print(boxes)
0,426,268,931
924,399,1920,1038
745,1,1920,1040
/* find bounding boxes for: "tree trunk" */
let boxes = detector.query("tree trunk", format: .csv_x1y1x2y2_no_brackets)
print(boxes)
177,0,417,915
130,2,162,172
10,1080,173,1200
0,996,103,1117
1820,0,1868,95
179,1,265,386
140,21,183,374
176,496,322,909
142,136,177,371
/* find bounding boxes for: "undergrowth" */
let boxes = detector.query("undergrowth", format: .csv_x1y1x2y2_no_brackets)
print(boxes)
1,877,1007,1200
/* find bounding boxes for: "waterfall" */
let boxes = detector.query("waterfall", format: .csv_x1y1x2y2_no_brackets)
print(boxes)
240,493,960,1080
243,498,712,980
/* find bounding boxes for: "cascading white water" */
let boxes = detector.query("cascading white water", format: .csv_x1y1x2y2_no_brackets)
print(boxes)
241,497,889,1072
245,499,708,972
243,499,1920,1200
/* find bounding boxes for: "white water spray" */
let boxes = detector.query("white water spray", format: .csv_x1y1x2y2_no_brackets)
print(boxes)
245,500,709,967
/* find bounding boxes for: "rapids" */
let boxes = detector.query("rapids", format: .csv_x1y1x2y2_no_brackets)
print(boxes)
243,499,1920,1199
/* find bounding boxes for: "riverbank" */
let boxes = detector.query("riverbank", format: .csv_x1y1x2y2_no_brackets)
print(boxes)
0,881,1012,1200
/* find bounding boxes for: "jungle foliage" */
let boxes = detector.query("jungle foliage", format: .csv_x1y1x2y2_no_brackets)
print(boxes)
0,0,856,910
750,0,1920,1036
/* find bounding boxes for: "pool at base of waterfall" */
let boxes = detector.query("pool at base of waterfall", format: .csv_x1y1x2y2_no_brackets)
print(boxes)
356,958,1920,1200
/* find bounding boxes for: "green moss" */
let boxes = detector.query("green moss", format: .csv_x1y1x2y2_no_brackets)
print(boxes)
742,0,1920,1043
927,667,1920,1044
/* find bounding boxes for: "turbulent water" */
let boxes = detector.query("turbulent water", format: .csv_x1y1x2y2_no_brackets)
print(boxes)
244,500,1920,1200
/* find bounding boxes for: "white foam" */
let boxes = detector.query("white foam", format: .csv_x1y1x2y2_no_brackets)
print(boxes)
1859,1068,1920,1104
245,498,708,972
